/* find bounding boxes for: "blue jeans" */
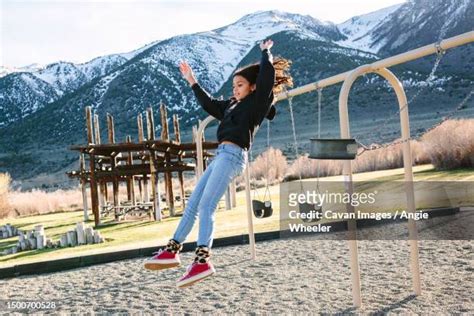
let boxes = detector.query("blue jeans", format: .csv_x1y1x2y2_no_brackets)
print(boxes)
173,143,247,248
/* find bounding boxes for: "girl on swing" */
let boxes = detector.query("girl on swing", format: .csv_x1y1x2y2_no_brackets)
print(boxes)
144,39,292,287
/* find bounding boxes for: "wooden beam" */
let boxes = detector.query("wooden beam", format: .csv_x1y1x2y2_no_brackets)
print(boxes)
126,135,135,205
75,162,196,178
107,113,119,220
80,153,89,221
85,107,99,227
94,113,105,223
146,107,155,140
137,113,144,142
137,113,148,204
69,140,219,156
174,114,186,210
147,107,161,221
93,114,101,145
86,107,93,144
107,113,115,144
160,102,174,216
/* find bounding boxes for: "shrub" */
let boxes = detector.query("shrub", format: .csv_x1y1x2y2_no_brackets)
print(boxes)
234,147,288,190
421,119,474,169
7,187,83,218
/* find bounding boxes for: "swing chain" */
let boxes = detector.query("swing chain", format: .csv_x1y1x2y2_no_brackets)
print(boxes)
264,119,271,201
249,115,272,202
356,47,447,156
434,40,446,56
287,94,305,193
316,88,323,193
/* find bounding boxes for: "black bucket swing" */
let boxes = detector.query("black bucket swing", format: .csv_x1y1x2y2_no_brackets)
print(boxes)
308,88,358,160
287,93,322,222
251,119,273,219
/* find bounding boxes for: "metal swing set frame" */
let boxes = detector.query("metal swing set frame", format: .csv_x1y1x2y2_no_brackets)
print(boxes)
194,31,474,307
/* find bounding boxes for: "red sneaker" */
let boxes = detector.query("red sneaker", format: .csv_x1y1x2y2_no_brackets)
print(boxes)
176,262,216,288
143,249,181,271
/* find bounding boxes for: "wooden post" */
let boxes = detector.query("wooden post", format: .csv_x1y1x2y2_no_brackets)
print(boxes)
192,125,198,180
231,179,237,208
225,187,232,210
94,114,104,224
126,135,135,205
86,106,100,227
138,177,143,203
173,114,186,210
138,114,144,143
76,222,86,245
160,102,175,216
107,113,115,144
86,107,93,144
138,114,149,203
85,227,94,244
160,101,169,142
147,107,162,221
198,119,205,142
103,182,108,203
93,114,101,144
80,153,89,221
107,113,120,220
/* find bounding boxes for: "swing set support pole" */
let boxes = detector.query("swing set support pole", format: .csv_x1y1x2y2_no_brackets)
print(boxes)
339,64,421,308
375,68,421,297
244,159,257,259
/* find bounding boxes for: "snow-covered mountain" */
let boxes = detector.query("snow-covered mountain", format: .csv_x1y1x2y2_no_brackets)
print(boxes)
337,4,402,53
0,43,158,127
337,0,474,56
34,10,343,117
0,73,60,127
0,64,45,78
145,10,343,94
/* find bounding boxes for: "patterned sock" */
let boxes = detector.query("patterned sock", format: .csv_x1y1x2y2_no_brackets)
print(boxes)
194,246,211,263
165,239,183,254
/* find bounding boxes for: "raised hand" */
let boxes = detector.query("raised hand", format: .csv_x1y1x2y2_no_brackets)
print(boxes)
179,60,197,86
260,39,274,51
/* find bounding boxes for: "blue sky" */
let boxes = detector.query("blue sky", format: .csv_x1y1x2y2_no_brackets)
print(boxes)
1,0,405,67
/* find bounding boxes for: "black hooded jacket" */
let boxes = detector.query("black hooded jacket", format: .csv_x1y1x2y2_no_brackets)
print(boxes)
191,49,276,151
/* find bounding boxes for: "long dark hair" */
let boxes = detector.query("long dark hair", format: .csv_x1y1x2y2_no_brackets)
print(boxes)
233,57,293,95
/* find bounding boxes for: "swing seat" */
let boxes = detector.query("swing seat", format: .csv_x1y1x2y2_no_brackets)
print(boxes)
252,200,273,218
298,202,322,223
309,138,358,160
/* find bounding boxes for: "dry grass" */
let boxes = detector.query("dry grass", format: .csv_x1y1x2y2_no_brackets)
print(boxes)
248,147,288,183
284,154,343,181
352,139,430,174
234,147,288,190
0,173,11,219
6,187,83,218
421,119,474,169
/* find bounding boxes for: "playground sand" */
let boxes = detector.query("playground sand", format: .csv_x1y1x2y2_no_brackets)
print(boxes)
1,211,473,314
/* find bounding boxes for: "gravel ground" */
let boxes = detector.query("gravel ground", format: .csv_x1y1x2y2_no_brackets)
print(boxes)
1,210,473,315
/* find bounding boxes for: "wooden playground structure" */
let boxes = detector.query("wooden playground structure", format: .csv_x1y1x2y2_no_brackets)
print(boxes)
67,103,226,227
